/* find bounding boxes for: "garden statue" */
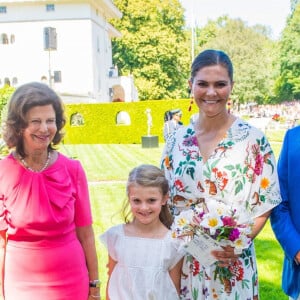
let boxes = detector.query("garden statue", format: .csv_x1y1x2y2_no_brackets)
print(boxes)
145,108,152,136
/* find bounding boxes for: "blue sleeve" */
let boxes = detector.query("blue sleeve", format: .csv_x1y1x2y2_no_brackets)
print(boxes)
271,129,300,260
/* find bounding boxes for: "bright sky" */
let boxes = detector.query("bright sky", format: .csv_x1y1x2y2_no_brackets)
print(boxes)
179,0,291,40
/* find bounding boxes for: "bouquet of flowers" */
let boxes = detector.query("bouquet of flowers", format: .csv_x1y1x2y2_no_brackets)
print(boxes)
172,199,252,253
172,199,253,293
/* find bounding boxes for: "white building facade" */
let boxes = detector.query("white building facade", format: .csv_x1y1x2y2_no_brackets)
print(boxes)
0,0,138,102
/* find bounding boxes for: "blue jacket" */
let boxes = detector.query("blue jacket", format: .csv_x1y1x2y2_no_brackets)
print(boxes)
271,126,300,298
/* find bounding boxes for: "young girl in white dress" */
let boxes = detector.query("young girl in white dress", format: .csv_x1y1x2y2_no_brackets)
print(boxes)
100,164,184,300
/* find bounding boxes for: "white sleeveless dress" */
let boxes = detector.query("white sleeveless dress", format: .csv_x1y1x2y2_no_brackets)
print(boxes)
100,224,184,300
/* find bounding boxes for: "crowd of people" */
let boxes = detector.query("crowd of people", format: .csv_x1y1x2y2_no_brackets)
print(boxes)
232,101,300,131
235,101,300,121
0,49,298,300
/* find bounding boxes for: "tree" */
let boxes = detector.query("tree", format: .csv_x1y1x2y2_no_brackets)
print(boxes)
111,0,190,100
276,4,300,101
291,0,300,11
195,17,279,105
0,84,15,122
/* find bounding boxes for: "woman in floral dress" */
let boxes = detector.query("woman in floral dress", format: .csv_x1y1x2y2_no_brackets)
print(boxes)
161,49,281,300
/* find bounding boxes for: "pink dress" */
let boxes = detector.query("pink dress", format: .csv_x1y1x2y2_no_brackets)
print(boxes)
0,153,92,300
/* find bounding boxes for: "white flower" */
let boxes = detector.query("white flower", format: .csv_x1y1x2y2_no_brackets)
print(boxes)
233,234,251,254
177,209,194,221
200,213,223,235
206,199,227,215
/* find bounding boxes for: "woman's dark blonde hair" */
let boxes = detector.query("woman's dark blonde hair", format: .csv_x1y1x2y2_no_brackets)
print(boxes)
191,49,233,83
122,164,173,229
2,82,66,157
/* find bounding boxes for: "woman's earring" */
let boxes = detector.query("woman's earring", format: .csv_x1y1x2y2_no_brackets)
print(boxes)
188,95,194,112
227,99,231,113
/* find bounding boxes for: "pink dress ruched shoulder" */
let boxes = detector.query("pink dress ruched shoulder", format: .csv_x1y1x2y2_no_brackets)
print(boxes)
0,153,92,300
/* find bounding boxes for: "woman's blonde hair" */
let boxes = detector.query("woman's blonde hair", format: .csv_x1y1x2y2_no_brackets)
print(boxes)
121,164,173,229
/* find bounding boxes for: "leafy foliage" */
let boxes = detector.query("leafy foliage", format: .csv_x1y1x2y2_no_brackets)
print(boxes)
276,4,300,100
109,1,300,105
195,17,279,105
0,84,15,121
63,99,197,144
0,85,15,158
111,0,191,100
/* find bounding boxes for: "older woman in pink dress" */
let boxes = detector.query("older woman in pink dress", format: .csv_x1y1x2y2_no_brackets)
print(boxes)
0,82,100,299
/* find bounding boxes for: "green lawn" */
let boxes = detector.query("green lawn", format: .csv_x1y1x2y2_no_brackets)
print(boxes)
60,136,287,300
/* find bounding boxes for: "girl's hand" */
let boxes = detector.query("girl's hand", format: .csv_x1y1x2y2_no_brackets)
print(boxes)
211,245,239,267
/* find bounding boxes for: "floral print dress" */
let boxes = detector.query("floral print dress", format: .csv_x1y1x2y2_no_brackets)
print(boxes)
161,118,281,300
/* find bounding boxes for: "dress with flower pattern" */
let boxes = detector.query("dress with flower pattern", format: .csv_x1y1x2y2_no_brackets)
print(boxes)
161,118,281,300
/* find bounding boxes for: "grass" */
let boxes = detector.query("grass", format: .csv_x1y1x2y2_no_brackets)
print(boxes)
60,143,165,181
60,131,287,299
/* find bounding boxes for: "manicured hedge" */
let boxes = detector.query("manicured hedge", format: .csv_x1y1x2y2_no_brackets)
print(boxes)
63,99,197,144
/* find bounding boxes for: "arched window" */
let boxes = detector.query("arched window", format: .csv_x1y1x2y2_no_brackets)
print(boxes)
0,6,7,14
116,111,131,125
1,34,8,44
10,34,15,44
97,36,100,52
70,112,84,126
46,4,55,11
12,77,18,86
111,84,125,102
4,78,10,86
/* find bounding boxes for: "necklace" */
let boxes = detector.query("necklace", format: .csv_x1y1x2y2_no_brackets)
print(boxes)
20,152,51,172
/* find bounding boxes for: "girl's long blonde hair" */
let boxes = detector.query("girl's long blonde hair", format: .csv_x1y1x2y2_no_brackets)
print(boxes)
121,164,173,229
